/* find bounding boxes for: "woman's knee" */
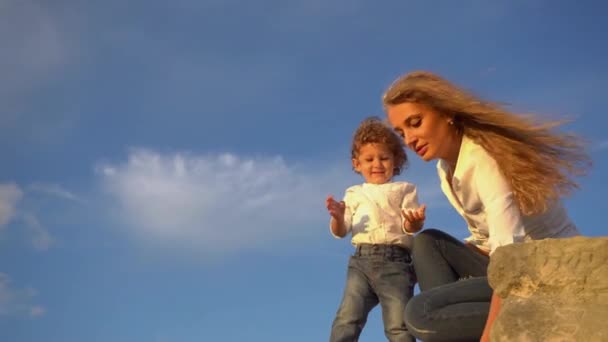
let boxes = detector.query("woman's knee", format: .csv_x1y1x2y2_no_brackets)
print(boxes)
416,228,450,241
412,229,446,254
414,229,458,248
404,295,433,341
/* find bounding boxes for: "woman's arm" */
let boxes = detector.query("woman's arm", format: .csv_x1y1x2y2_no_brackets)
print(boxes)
473,156,522,340
474,157,526,252
465,241,499,341
481,293,502,342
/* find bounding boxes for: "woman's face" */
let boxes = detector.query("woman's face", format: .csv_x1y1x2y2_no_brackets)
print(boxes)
386,102,459,162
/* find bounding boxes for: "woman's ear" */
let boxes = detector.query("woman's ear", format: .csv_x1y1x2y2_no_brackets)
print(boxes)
446,114,456,125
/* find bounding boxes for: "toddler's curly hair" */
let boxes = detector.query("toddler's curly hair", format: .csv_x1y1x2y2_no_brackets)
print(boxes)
351,117,408,175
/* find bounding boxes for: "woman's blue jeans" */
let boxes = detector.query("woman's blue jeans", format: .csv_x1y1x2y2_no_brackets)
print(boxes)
404,229,492,342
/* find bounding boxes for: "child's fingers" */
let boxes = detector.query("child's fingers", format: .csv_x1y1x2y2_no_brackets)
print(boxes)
409,211,418,221
402,207,426,222
328,201,345,215
402,209,414,222
413,205,426,220
326,196,342,210
417,208,425,219
411,212,418,222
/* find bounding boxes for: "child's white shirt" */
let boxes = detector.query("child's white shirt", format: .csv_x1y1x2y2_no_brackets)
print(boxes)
330,181,420,249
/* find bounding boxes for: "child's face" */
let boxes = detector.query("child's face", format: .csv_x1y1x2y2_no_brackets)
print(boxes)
352,143,395,184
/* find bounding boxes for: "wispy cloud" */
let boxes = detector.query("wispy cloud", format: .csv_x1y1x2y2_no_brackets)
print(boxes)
0,0,77,145
27,183,83,203
0,182,55,250
480,66,497,77
98,149,353,253
22,213,54,251
0,183,51,319
0,0,70,98
0,273,45,318
0,183,23,229
98,152,311,252
596,140,608,151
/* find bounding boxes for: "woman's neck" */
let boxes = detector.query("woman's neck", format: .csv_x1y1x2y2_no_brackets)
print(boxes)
443,134,463,172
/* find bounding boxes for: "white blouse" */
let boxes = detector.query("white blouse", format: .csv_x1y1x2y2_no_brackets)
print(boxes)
437,135,580,254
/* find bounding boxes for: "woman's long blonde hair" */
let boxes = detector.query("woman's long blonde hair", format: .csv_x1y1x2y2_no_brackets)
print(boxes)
383,71,590,215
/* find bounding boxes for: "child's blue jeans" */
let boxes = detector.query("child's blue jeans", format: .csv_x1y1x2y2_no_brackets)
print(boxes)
329,244,416,342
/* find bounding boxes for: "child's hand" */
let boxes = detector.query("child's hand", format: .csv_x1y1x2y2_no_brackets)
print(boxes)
402,204,426,233
326,195,346,220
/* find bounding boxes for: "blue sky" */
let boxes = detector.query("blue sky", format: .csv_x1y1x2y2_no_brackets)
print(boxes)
1,1,607,341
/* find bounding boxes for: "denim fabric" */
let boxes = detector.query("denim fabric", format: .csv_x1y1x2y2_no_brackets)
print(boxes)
404,229,492,342
412,229,489,291
405,277,492,342
330,244,416,342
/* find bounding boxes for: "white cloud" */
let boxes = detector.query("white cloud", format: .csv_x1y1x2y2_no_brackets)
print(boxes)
98,149,446,255
98,149,351,253
0,183,23,228
0,273,44,318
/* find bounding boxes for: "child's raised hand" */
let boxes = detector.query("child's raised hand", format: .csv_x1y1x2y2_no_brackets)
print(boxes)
326,195,346,220
402,204,426,233
402,204,426,222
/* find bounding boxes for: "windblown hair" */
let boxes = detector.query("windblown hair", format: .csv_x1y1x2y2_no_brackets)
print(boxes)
383,71,590,215
351,117,408,176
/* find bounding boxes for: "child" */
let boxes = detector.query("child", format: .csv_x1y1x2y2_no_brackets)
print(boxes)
326,117,426,342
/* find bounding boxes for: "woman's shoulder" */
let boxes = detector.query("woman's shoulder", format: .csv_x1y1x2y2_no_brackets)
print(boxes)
462,135,494,161
457,135,500,174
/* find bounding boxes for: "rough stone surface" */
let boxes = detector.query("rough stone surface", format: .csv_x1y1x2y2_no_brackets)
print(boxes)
488,236,608,342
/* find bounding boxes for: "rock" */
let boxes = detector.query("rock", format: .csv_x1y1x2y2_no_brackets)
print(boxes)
487,236,608,342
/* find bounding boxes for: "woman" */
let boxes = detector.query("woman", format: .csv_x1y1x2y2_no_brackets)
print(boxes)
382,71,590,341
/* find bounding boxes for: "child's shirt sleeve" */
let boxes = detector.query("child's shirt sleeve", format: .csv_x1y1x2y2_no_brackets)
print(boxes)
329,187,358,238
400,182,420,210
